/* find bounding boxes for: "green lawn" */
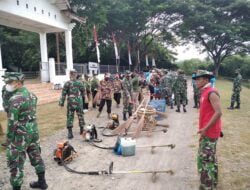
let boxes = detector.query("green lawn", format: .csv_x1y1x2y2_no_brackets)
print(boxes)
0,102,67,152
216,80,250,190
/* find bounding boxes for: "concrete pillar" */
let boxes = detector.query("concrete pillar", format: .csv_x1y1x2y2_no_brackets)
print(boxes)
39,33,49,82
65,23,75,79
48,58,56,83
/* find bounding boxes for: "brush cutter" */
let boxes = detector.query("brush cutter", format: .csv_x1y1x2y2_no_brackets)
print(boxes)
63,161,173,182
109,162,174,183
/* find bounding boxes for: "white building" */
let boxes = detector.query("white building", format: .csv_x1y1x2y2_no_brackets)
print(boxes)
0,0,85,110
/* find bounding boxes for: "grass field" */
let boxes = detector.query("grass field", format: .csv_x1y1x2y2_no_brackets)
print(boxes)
215,80,250,190
0,102,67,152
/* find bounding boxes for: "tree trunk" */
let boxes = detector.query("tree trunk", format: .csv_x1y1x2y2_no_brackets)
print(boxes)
0,123,4,135
213,59,221,77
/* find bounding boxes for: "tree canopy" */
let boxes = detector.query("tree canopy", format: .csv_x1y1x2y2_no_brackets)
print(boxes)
0,0,249,75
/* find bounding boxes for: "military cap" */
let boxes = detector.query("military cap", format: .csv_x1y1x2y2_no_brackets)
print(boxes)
105,73,111,77
125,70,131,75
192,70,214,80
235,69,240,74
177,69,185,74
69,69,77,74
2,72,24,83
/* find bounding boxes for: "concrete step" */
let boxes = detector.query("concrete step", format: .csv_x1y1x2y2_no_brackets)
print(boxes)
25,83,62,105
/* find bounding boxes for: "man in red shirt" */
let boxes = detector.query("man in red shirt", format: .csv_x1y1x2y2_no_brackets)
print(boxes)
192,70,222,190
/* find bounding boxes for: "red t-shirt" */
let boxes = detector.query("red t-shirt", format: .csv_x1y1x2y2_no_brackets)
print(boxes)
199,86,222,138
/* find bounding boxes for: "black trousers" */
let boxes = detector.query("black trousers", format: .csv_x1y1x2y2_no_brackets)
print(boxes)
99,99,112,114
92,90,98,108
114,92,121,105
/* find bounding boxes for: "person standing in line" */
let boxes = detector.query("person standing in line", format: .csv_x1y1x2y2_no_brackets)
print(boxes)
173,70,187,112
96,73,113,119
228,69,242,110
131,71,140,111
122,71,133,121
193,70,222,190
113,74,122,108
90,74,99,109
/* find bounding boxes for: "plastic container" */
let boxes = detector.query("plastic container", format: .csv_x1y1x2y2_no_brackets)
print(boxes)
120,137,136,157
149,99,167,120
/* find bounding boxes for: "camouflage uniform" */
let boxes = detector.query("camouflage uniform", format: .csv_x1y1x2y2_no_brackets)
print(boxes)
131,74,140,111
113,78,122,106
82,78,91,110
3,72,47,189
159,72,174,107
97,78,113,117
229,71,242,109
197,137,218,190
193,83,200,108
173,72,187,112
122,73,133,120
90,76,99,108
59,78,85,137
192,74,200,108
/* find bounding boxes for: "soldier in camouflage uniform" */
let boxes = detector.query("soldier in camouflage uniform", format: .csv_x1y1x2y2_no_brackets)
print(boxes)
173,70,187,112
113,74,122,108
3,72,48,190
192,72,200,108
97,73,113,119
82,74,91,110
59,70,85,139
131,71,140,111
90,74,99,109
122,71,134,121
228,69,242,109
167,71,176,109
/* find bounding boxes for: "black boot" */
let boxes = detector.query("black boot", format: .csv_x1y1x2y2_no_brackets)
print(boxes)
80,127,84,135
170,103,173,109
30,172,48,189
13,186,21,190
67,128,73,139
123,112,127,121
227,102,234,110
129,112,132,117
235,103,240,109
176,106,180,112
183,106,187,113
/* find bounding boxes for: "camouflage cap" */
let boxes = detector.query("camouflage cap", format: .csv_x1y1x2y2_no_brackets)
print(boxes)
177,69,185,74
235,69,240,74
2,72,24,83
69,69,77,74
192,70,214,80
125,70,131,75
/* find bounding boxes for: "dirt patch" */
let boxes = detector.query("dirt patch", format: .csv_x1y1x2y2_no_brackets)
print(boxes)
0,82,200,190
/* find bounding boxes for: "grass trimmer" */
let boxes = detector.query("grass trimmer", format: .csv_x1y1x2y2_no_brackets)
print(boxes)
109,162,174,183
62,161,174,182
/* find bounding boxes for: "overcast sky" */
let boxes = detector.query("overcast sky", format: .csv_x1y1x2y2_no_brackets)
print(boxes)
172,43,208,61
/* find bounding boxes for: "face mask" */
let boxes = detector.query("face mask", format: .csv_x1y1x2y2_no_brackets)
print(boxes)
6,84,16,92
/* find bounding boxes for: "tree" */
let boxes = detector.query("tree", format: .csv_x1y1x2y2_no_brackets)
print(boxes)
168,0,250,76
